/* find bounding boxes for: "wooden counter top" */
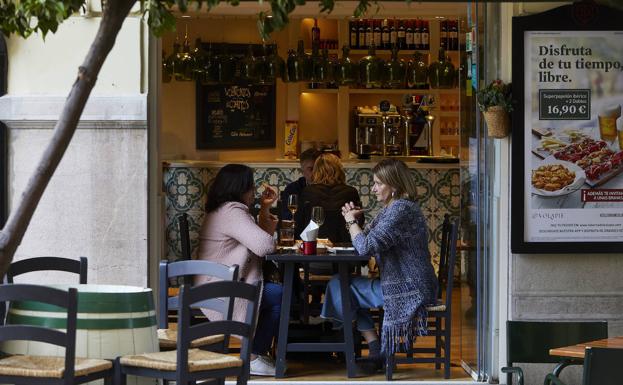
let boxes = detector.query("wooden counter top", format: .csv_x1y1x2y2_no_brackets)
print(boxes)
163,159,462,169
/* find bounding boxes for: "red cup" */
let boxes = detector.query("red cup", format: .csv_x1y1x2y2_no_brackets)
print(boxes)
302,241,317,255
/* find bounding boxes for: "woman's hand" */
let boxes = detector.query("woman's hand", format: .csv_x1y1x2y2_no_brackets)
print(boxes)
259,211,279,235
260,184,278,209
341,201,364,222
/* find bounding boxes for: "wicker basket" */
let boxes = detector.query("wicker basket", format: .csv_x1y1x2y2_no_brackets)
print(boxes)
483,106,511,138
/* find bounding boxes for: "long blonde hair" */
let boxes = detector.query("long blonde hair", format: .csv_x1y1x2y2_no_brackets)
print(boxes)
311,153,346,186
372,158,418,202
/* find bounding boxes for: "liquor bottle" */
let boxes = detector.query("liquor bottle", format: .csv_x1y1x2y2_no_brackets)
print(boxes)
311,18,320,50
450,20,459,51
359,42,384,88
381,19,390,49
413,19,422,50
405,20,414,50
397,20,406,50
373,20,382,49
365,20,373,50
440,20,448,50
421,20,430,50
384,44,406,89
358,18,367,49
350,19,358,48
390,18,398,48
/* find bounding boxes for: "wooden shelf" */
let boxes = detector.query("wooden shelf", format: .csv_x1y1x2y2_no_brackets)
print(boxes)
439,135,460,142
348,49,430,56
300,87,339,94
438,111,460,117
349,88,431,94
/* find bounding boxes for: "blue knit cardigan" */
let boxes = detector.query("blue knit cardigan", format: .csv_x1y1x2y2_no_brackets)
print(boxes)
352,198,438,355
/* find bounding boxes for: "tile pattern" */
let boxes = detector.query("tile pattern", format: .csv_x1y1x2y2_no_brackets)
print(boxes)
163,165,460,270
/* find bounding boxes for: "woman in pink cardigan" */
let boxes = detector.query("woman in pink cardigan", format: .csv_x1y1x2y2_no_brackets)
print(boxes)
196,164,280,376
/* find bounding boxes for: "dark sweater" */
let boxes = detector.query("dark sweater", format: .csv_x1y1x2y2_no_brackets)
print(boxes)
295,184,362,243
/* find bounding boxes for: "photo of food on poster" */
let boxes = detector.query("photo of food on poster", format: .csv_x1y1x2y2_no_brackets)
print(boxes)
524,30,623,243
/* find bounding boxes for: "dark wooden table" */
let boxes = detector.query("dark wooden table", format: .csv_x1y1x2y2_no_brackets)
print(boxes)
265,250,370,378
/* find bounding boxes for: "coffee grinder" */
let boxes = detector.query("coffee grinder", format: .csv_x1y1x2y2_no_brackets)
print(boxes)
354,110,384,158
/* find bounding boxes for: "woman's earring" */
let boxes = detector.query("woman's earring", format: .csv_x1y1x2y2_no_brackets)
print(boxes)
391,191,396,198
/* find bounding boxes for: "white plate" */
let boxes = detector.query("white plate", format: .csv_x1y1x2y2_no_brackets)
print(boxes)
531,158,586,197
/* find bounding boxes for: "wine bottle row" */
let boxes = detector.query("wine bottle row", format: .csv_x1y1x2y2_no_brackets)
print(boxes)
348,19,430,51
439,20,460,51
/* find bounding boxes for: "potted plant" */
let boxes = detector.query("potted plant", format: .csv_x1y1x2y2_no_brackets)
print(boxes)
477,79,513,138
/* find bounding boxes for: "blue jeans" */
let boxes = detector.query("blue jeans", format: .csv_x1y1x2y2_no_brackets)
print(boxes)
320,275,383,331
253,282,283,355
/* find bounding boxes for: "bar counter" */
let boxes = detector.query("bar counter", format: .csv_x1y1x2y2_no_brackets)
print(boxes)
162,159,460,269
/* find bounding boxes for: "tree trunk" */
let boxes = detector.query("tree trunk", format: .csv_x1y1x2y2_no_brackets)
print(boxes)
0,0,137,278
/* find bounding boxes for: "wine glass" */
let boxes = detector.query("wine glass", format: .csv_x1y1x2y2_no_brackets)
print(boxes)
287,194,298,216
311,206,325,226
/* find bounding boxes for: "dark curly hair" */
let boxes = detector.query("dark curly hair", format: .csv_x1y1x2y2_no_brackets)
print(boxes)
205,164,255,213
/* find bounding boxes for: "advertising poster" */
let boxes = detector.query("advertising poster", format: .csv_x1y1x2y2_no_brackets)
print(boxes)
511,3,623,253
524,30,623,243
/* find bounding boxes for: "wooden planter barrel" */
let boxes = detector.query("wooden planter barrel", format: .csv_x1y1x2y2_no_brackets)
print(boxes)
1,284,158,385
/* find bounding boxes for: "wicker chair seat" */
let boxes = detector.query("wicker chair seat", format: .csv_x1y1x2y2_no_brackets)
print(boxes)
0,355,111,378
157,328,224,349
120,348,242,372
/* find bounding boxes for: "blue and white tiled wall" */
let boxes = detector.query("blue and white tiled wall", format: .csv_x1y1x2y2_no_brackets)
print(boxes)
163,165,460,270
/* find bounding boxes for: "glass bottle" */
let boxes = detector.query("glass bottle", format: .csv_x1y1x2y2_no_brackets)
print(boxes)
390,18,397,48
407,51,428,89
350,19,358,48
240,44,258,84
174,35,194,81
214,45,235,84
405,20,414,50
191,38,206,81
311,18,321,49
310,40,324,86
440,20,448,50
373,20,382,49
384,45,406,89
358,43,384,89
296,39,312,82
285,49,297,82
335,45,358,86
162,50,173,83
358,18,367,49
413,19,422,50
428,47,455,88
259,44,284,85
450,20,459,51
201,43,217,85
397,20,406,50
381,19,390,49
421,20,430,50
365,20,373,49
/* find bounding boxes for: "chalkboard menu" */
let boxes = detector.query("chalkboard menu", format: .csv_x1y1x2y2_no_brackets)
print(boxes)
196,43,276,150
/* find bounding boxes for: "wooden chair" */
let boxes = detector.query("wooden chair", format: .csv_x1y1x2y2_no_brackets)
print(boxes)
7,256,88,284
0,283,113,385
544,347,623,385
158,259,239,352
114,280,261,385
385,214,458,380
501,320,608,385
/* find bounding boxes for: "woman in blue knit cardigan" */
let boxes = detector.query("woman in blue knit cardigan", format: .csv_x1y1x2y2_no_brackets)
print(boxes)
320,158,438,368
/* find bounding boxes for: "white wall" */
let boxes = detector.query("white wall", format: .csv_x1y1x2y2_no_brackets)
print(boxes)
2,14,148,287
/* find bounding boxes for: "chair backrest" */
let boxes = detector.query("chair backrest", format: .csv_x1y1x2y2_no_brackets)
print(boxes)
438,215,458,308
7,256,88,284
176,281,260,383
158,259,239,329
0,284,78,380
506,320,608,364
178,213,192,261
582,347,623,385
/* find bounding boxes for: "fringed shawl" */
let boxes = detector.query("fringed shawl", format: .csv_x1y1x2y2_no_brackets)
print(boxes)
352,199,438,356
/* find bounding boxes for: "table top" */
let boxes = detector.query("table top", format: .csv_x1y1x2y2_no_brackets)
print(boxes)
549,336,623,359
266,249,370,263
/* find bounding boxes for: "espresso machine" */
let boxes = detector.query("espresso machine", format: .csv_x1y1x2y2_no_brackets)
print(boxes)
354,110,384,157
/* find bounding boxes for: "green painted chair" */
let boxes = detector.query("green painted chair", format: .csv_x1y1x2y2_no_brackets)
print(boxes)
544,347,623,385
501,321,608,385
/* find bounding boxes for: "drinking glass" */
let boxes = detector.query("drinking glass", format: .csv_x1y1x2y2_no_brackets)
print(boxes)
287,194,298,216
311,206,325,226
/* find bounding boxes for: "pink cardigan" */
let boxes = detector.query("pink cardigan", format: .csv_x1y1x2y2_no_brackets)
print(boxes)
195,201,275,321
